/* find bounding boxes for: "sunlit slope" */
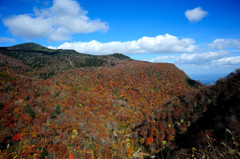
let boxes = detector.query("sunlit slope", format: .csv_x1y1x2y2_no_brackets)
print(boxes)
0,54,200,158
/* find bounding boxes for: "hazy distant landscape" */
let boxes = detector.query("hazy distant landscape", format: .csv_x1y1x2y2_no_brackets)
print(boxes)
189,73,229,85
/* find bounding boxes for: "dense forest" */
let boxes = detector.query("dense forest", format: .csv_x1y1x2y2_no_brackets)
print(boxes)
0,43,239,158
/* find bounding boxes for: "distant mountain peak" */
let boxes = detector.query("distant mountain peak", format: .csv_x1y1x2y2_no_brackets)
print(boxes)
110,53,131,60
0,42,132,76
3,42,61,55
9,42,49,51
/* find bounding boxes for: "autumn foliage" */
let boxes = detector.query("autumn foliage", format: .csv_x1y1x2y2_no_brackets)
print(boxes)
0,44,239,158
12,133,22,141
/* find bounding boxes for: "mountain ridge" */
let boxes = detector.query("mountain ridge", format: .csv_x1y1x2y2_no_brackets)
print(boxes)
1,42,238,159
0,43,132,79
1,42,131,58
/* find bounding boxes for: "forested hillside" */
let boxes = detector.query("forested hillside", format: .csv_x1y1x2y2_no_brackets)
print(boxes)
147,69,240,158
0,43,131,79
0,43,239,159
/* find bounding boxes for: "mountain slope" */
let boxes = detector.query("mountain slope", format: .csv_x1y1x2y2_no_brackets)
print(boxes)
1,43,238,159
0,43,131,79
173,70,240,158
0,43,209,158
142,69,240,158
6,42,56,53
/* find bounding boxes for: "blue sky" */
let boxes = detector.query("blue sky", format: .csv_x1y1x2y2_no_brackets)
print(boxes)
0,0,240,82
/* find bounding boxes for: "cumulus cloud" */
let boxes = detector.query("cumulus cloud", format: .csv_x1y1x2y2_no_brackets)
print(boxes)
4,15,50,39
47,46,57,49
209,39,240,49
212,56,240,65
150,55,176,62
175,51,229,64
148,38,240,68
3,0,108,41
185,7,208,22
57,34,197,54
149,50,240,68
0,37,15,43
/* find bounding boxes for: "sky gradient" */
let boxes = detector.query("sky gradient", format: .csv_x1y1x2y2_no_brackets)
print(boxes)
0,0,240,82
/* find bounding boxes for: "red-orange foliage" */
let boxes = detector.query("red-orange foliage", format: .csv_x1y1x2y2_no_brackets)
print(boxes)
69,151,74,159
0,60,200,158
12,133,22,141
146,136,154,146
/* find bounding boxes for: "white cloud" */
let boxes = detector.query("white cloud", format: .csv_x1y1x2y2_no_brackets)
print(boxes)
4,15,50,39
3,0,108,41
47,46,57,49
209,39,240,49
150,50,239,67
150,55,176,62
57,34,197,54
185,7,208,23
175,51,230,65
0,37,15,43
212,56,240,65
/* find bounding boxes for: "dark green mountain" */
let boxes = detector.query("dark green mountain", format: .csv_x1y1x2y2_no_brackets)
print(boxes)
0,43,131,79
6,42,55,53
